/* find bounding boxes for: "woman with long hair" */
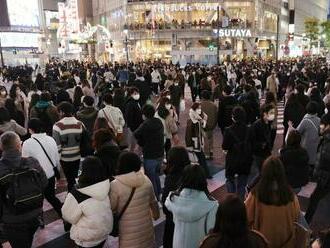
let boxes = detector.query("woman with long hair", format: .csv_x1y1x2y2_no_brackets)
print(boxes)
73,86,84,112
264,91,277,148
245,156,301,248
61,156,113,248
155,96,179,157
161,147,191,248
81,79,95,97
280,130,309,193
185,102,211,178
200,194,267,248
165,164,218,248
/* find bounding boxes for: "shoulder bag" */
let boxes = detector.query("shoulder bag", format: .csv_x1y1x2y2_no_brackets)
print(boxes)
110,187,136,237
33,137,61,180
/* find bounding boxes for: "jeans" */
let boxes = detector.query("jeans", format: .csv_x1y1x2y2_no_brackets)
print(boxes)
144,158,162,200
248,155,265,185
61,160,80,192
226,174,248,200
4,218,39,248
44,176,63,217
304,184,330,224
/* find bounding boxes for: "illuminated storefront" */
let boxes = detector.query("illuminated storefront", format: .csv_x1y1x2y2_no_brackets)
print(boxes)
93,0,283,64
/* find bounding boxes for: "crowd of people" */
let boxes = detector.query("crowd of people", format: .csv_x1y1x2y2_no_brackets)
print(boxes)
0,57,329,248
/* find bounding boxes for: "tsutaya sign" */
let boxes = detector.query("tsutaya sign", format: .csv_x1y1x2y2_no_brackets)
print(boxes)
153,3,220,12
214,29,253,38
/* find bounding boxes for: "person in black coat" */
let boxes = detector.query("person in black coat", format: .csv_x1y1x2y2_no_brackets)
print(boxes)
283,94,306,142
169,81,182,119
222,106,252,199
248,104,275,173
125,87,143,152
295,84,310,111
310,87,325,118
240,90,260,125
134,104,164,199
130,70,151,106
161,147,190,248
305,114,330,223
280,130,309,192
93,128,120,180
218,85,237,134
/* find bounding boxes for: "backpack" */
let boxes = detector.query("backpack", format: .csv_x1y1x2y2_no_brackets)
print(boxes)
0,159,44,215
228,127,253,173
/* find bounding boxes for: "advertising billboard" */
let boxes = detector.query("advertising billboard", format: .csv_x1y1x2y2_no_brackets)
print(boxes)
6,0,40,27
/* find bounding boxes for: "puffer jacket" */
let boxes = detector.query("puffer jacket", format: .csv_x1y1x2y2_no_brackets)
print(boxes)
61,180,113,247
110,170,160,248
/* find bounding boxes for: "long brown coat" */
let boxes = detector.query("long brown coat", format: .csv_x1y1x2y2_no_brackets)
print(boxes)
110,171,160,248
245,193,301,248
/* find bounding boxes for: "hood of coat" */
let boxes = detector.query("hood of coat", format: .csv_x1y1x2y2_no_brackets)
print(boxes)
78,179,110,201
167,188,218,222
115,170,146,188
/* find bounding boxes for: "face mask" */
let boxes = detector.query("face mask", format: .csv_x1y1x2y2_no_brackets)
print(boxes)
325,108,328,114
167,95,171,100
132,94,140,100
287,73,290,76
165,104,171,110
0,91,6,96
267,114,275,121
196,109,202,115
174,83,179,86
142,115,146,121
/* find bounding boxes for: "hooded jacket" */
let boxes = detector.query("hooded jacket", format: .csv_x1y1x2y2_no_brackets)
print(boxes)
165,188,218,248
61,180,113,247
110,171,160,248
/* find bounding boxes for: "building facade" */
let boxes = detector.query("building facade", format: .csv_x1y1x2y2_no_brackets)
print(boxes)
93,0,289,64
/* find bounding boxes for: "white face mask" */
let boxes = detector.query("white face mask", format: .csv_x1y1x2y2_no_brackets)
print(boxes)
287,73,290,76
174,83,179,86
167,95,171,100
132,94,140,100
165,104,171,110
196,109,202,115
267,114,275,121
325,108,328,114
0,91,6,96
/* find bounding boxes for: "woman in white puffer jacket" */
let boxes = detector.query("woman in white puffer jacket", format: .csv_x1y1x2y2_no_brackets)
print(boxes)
62,156,113,248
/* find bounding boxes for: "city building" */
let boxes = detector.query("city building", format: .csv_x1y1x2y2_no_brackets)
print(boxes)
286,0,328,56
93,0,288,64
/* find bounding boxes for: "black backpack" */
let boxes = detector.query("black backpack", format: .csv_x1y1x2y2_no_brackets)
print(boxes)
0,159,44,215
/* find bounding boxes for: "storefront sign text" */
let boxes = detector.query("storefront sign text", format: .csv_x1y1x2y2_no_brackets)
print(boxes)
214,29,252,38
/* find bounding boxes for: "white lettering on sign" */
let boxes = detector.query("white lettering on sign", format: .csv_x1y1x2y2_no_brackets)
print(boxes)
214,29,253,38
153,4,219,12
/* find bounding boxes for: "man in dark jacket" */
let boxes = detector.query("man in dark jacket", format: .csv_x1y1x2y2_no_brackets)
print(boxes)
222,106,252,199
218,85,237,134
305,114,330,223
248,104,275,177
76,96,98,134
134,104,164,200
130,71,151,106
125,87,143,152
295,84,310,111
0,131,48,248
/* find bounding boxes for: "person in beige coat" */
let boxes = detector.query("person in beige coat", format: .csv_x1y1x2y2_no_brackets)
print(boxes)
110,152,160,248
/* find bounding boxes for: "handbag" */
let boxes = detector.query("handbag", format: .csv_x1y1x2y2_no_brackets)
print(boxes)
32,137,61,180
110,187,136,237
102,109,124,143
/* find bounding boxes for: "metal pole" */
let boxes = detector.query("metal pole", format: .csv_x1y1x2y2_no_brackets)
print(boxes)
276,14,280,61
125,36,129,64
217,5,220,65
0,37,4,67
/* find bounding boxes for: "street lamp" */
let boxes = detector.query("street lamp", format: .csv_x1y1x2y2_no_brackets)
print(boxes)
123,28,129,64
0,37,4,67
